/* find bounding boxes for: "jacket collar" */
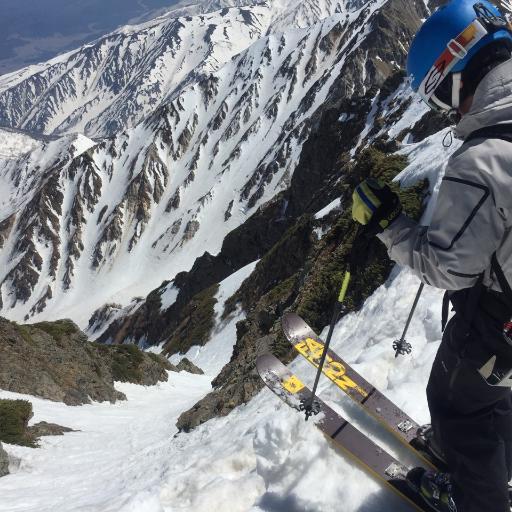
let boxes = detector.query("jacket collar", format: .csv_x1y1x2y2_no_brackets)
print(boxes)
455,58,512,140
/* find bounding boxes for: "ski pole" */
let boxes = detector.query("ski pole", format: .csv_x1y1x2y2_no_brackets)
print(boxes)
392,282,424,357
303,270,351,421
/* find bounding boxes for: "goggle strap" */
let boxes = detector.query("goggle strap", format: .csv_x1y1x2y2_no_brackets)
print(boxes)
430,93,452,112
451,72,462,109
448,39,468,59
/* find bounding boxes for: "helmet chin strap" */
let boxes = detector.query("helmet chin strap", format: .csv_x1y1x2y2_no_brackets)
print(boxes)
451,72,462,109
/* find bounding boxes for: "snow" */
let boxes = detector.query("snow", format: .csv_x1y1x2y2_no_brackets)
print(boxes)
70,133,97,156
0,129,40,159
386,93,429,140
352,90,380,156
397,128,461,224
314,198,341,219
338,112,356,122
0,3,275,138
158,283,179,311
0,373,213,512
0,262,444,512
169,260,258,376
0,7,379,328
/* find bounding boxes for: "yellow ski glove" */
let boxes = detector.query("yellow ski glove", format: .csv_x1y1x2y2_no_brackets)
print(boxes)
352,178,402,232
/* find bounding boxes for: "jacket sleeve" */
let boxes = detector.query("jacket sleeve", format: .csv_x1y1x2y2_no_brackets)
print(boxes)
377,145,506,290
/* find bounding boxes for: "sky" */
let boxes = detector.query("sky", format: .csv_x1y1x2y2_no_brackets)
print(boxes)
0,0,183,75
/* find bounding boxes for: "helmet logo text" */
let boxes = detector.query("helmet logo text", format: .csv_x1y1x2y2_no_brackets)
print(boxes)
424,60,447,96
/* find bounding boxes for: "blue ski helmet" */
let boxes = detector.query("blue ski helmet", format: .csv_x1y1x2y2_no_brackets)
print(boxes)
407,0,512,110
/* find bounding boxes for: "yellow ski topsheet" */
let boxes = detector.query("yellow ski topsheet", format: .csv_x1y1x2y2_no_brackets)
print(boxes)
256,353,430,512
283,312,436,471
293,336,369,398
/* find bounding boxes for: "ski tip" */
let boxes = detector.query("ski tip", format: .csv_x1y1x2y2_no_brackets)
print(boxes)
256,353,281,376
281,311,317,341
281,311,297,330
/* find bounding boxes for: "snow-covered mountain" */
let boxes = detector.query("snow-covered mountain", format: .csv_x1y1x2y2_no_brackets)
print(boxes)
0,0,365,138
0,4,271,137
0,0,192,75
0,0,425,328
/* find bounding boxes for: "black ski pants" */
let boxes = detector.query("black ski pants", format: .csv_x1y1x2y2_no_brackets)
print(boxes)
427,313,512,512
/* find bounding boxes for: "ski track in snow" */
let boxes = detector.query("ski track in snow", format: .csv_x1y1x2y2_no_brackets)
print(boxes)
0,374,213,512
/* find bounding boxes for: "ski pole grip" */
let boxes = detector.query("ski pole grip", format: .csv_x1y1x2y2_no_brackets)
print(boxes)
338,271,351,303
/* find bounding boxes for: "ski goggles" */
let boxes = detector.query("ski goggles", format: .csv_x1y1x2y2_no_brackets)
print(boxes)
418,18,489,111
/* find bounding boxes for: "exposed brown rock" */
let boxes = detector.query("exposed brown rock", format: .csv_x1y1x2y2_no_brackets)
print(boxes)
162,285,219,356
27,421,75,438
176,358,204,375
182,220,200,243
0,214,16,250
0,318,169,405
408,110,453,143
166,189,181,212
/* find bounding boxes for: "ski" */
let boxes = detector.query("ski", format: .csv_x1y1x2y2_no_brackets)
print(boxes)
256,353,433,512
282,312,437,468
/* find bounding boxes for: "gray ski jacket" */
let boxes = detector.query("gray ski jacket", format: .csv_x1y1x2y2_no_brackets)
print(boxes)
378,59,512,293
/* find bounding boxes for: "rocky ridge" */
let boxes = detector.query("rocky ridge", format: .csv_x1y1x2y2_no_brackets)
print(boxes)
0,0,415,328
97,0,431,353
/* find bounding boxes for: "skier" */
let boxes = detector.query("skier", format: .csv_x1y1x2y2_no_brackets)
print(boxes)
351,1,512,511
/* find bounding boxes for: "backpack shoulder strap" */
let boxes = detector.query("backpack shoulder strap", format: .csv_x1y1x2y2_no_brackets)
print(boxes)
492,253,512,308
465,123,512,144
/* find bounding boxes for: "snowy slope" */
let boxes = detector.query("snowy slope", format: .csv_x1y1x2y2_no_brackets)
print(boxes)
0,0,411,327
0,375,213,512
0,268,444,512
0,129,454,512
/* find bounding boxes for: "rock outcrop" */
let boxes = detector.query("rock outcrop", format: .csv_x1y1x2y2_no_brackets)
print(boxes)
27,422,75,438
0,318,171,405
0,398,73,449
175,358,204,375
